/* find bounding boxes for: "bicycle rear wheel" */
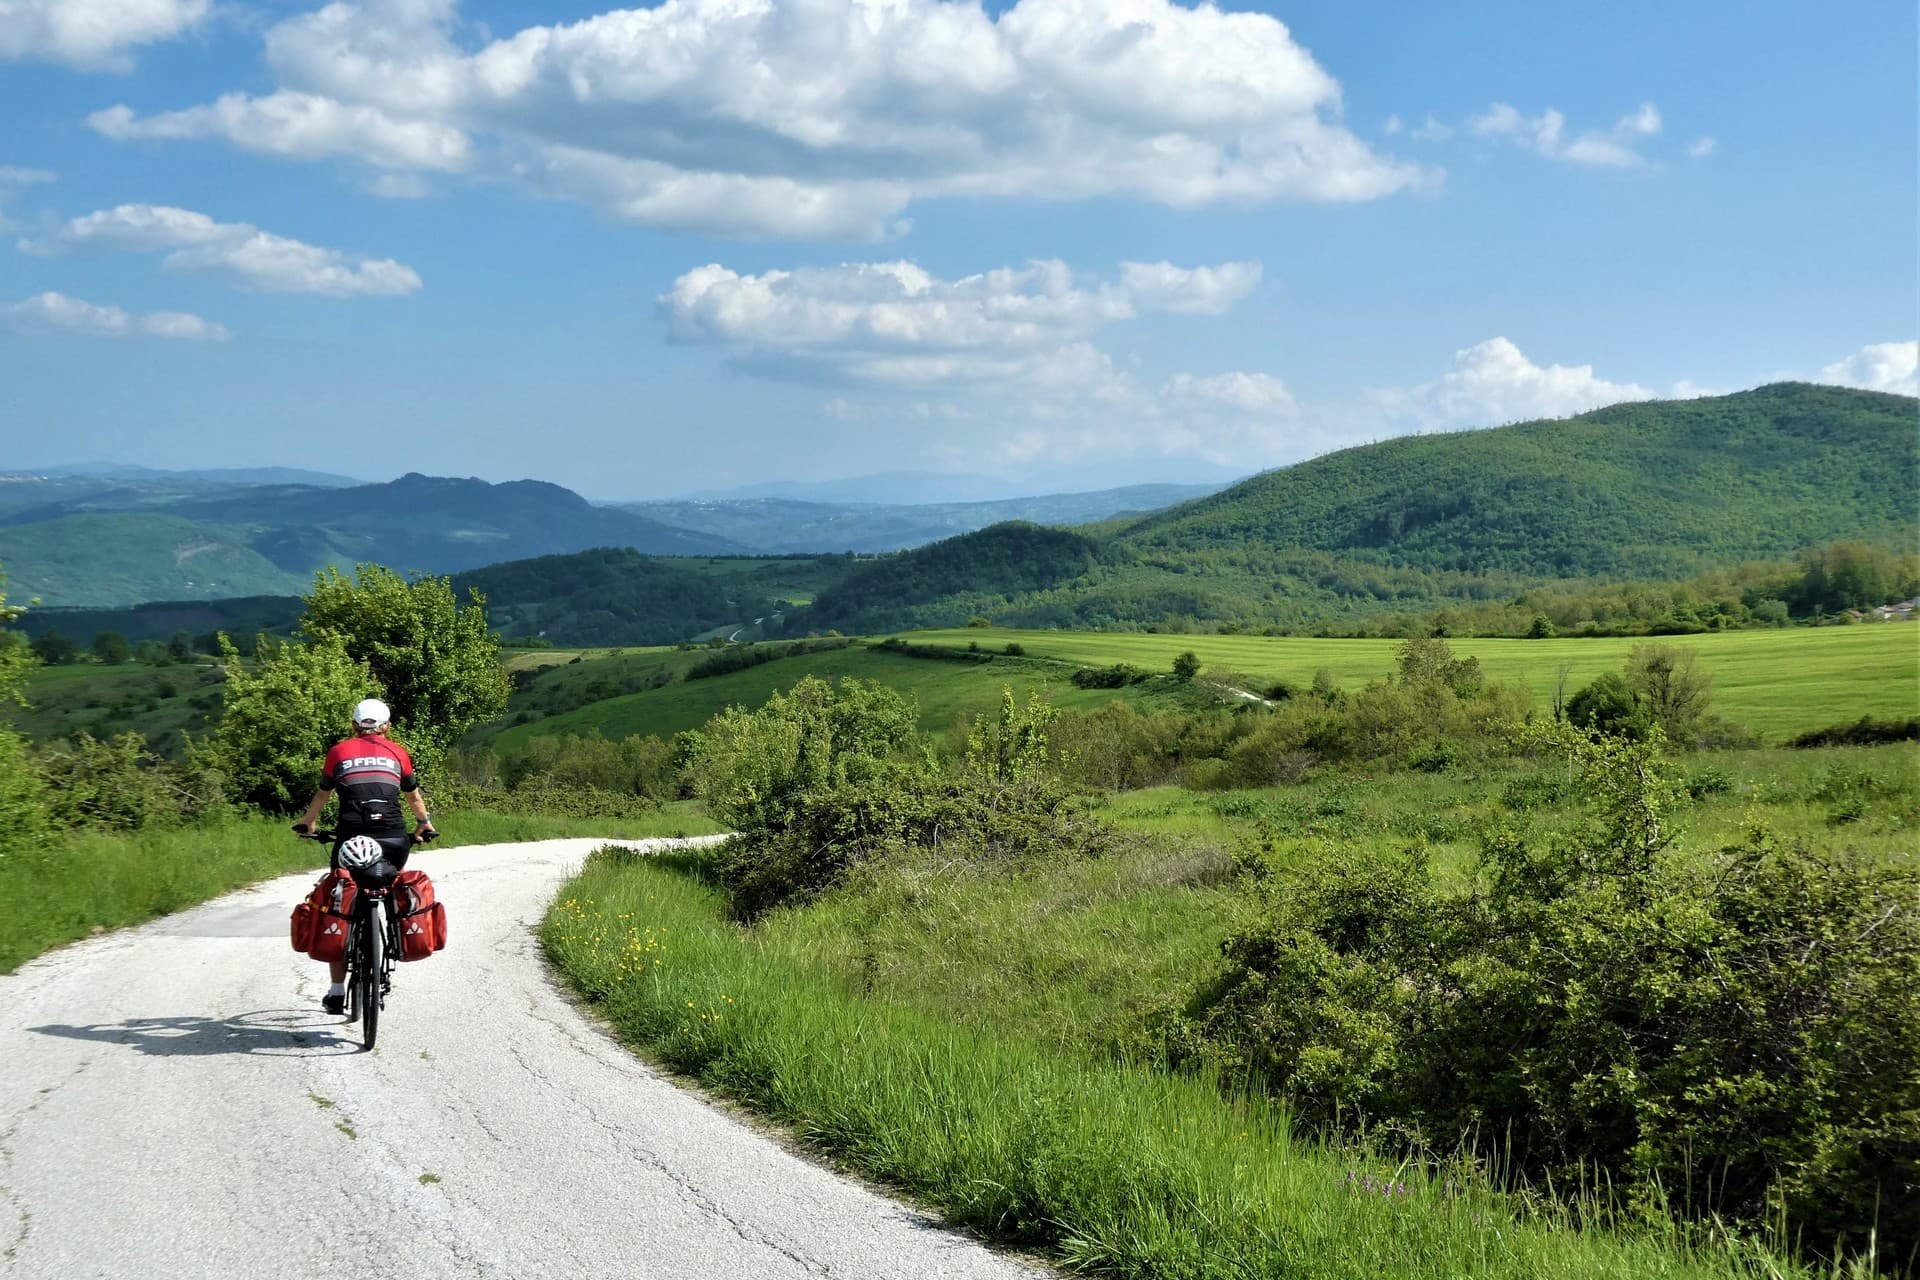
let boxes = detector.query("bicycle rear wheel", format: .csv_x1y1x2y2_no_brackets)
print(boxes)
358,909,382,1051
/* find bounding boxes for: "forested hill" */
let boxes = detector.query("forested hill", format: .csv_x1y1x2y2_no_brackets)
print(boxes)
1119,384,1917,578
801,523,1128,635
0,473,746,606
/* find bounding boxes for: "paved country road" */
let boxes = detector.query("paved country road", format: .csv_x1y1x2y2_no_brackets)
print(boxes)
0,838,1049,1280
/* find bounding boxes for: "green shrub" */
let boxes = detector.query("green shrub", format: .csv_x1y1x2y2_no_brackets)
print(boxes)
1169,726,1920,1264
1789,716,1920,748
692,678,1113,919
199,634,379,812
35,732,222,831
1070,663,1150,689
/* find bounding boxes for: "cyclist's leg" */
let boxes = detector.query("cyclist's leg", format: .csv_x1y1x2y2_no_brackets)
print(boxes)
327,835,349,987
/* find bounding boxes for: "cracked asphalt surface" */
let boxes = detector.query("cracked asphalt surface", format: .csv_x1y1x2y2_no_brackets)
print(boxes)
0,838,1050,1280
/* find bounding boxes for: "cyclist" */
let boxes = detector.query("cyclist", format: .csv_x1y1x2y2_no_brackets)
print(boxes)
292,697,437,1014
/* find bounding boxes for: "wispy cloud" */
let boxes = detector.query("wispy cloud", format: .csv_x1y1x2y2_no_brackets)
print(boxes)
26,204,421,297
6,291,228,340
1470,101,1663,168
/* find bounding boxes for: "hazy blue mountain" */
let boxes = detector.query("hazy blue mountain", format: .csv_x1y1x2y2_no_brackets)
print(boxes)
626,483,1225,553
0,473,747,606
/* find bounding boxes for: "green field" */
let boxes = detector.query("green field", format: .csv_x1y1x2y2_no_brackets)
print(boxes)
914,625,1920,742
3,661,228,754
482,644,1181,753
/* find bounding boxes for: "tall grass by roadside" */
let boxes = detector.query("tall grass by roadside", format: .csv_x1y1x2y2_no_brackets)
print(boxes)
0,802,723,974
543,849,1835,1280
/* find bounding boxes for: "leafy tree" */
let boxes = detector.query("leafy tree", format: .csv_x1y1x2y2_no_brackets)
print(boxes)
91,631,131,665
1526,613,1555,638
1566,644,1720,746
0,569,48,853
166,631,196,663
1566,670,1638,735
1171,650,1201,680
30,630,76,666
134,639,170,666
200,635,381,812
1625,642,1713,743
300,564,509,769
1394,636,1482,695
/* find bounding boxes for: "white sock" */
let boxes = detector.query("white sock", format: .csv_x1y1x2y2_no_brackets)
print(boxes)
327,982,345,997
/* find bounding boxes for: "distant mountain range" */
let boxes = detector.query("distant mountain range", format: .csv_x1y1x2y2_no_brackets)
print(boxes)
788,384,1920,634
0,473,743,607
676,461,1246,506
622,483,1225,553
4,385,1912,632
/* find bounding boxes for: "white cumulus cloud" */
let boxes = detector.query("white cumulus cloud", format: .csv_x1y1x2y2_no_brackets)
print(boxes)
1376,336,1653,428
0,0,211,70
1818,340,1919,396
664,257,1256,365
90,0,1431,239
89,93,472,172
28,203,422,297
6,290,228,339
1470,100,1662,168
1164,370,1296,414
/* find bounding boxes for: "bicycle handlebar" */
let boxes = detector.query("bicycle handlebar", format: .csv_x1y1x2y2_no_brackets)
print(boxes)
293,826,436,846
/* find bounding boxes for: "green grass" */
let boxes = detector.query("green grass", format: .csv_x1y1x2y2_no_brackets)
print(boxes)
913,625,1920,742
4,660,227,754
0,801,720,974
483,644,1172,753
542,850,1822,1280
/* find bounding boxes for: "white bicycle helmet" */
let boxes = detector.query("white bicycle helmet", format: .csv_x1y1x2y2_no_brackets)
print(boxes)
352,698,390,729
338,835,384,869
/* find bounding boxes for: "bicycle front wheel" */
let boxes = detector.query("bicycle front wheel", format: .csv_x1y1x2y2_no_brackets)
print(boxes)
359,909,383,1051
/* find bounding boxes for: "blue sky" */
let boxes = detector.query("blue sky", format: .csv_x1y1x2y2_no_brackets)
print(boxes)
1,0,1913,499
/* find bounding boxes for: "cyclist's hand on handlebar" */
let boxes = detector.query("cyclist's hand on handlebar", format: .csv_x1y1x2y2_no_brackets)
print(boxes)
291,822,312,837
414,823,439,844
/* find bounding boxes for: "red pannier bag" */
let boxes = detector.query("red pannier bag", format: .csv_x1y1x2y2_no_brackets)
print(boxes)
291,870,356,964
394,868,448,961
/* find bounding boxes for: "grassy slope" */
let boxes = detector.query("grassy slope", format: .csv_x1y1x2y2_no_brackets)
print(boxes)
542,852,1819,1280
1119,383,1918,576
3,661,227,754
913,624,1920,742
0,802,720,975
0,513,310,606
481,644,1177,752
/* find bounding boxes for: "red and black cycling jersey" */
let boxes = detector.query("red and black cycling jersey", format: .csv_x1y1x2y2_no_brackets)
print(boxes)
320,734,417,834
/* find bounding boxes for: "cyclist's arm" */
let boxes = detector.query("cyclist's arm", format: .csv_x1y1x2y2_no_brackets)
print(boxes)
295,785,332,831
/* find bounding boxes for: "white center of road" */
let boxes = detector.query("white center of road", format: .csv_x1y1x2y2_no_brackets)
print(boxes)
0,838,1049,1279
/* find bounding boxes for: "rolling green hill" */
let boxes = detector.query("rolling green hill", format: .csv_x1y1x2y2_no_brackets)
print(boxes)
0,472,747,606
770,384,1919,635
453,549,844,646
799,522,1129,634
0,515,311,606
477,623,1917,751
1123,384,1916,576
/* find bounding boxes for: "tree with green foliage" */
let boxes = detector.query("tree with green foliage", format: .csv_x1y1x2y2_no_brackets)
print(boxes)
299,564,509,771
166,631,195,664
200,635,381,812
0,568,48,854
91,631,131,665
30,630,76,666
1171,650,1201,680
1568,643,1720,746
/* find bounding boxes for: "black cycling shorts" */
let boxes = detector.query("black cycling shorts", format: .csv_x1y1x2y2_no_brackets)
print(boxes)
329,830,412,873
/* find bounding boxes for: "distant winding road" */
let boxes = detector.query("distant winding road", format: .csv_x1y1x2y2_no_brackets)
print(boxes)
0,838,1047,1279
